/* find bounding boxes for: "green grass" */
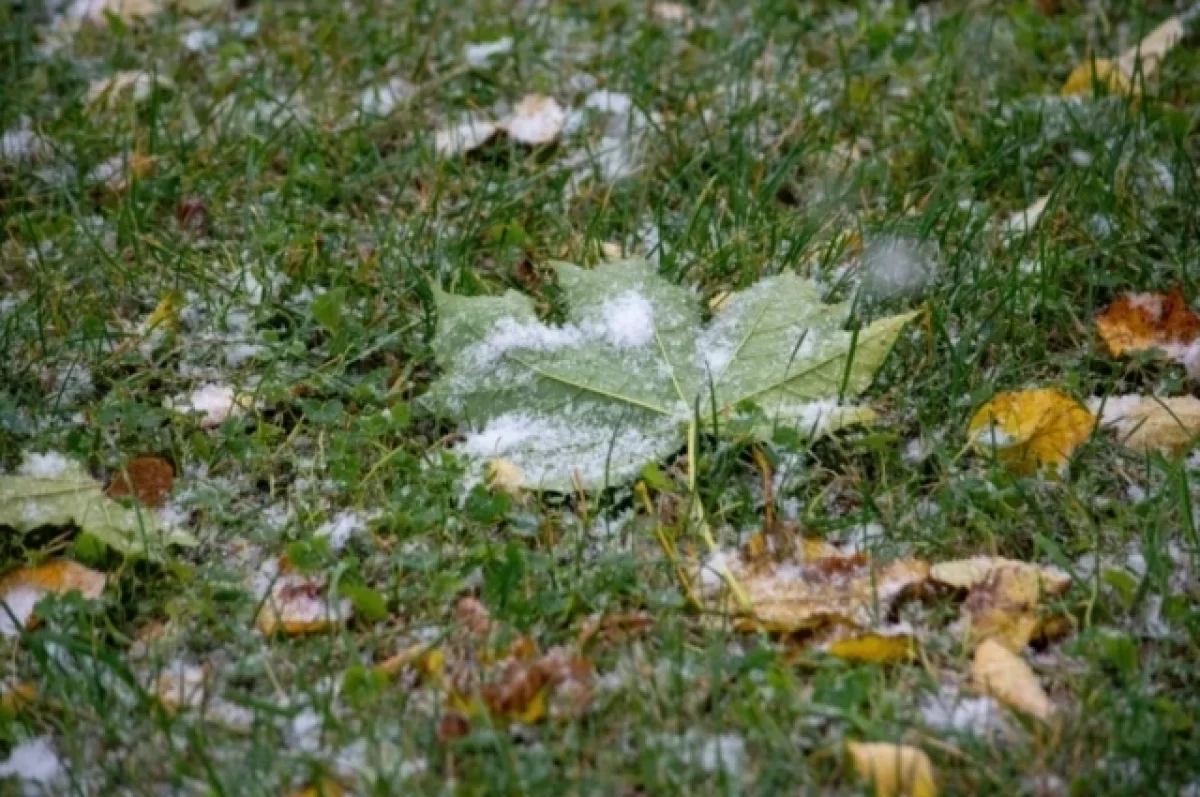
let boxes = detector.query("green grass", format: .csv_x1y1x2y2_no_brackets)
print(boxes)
2,0,1200,793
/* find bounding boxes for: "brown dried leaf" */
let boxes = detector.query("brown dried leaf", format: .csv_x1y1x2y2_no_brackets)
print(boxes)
107,455,175,508
1096,289,1200,359
1091,395,1200,456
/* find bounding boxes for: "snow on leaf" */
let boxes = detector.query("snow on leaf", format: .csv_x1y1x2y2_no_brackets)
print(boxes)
846,741,937,797
971,639,1055,723
255,559,352,636
1095,289,1200,376
967,389,1094,473
502,95,565,146
0,467,197,559
0,560,106,637
426,259,916,490
1089,394,1200,455
693,536,928,633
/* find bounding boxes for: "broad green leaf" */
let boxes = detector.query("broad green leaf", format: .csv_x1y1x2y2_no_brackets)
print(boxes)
0,469,197,560
425,258,916,491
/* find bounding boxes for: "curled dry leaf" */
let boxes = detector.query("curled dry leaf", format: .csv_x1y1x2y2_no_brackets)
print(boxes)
0,560,107,636
1095,289,1200,375
1089,395,1200,455
695,537,929,633
107,455,175,508
846,741,937,797
968,389,1094,473
971,639,1055,723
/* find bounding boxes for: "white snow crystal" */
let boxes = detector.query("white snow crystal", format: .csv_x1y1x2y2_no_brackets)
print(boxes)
920,687,1005,736
17,451,77,478
0,587,45,638
597,291,655,348
434,117,497,157
463,37,513,68
0,118,50,163
584,89,633,116
357,77,414,118
697,550,733,592
315,510,371,551
0,737,64,788
503,95,565,146
181,29,218,52
167,384,247,427
859,236,937,299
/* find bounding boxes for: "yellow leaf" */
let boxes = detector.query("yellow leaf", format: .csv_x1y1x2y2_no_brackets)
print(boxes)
847,742,937,797
1091,395,1200,456
1062,16,1184,98
0,560,107,634
0,682,36,716
695,538,928,633
968,389,1094,473
972,639,1055,723
824,626,917,663
144,292,182,334
289,778,344,797
957,564,1068,652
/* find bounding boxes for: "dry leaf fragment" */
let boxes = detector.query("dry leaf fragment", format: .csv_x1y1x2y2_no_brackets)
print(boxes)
1062,15,1185,97
577,611,654,646
0,681,36,715
255,564,351,636
847,741,937,797
971,639,1055,723
1095,289,1200,375
484,458,525,493
106,455,175,508
0,560,106,637
502,94,565,146
67,0,163,23
86,71,171,107
822,625,918,663
931,557,1070,594
968,389,1094,473
695,538,928,633
1090,394,1200,455
290,779,344,797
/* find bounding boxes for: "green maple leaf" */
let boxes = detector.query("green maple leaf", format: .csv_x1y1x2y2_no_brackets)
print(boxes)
0,461,197,559
425,259,917,492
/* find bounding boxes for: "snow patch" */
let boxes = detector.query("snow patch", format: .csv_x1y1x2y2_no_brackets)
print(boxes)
463,37,513,68
0,587,44,638
920,686,1006,736
18,451,77,478
597,291,655,348
859,236,938,299
0,737,64,788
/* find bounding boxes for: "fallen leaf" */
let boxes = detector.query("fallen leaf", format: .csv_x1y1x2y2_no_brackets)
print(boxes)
847,741,937,797
0,682,36,715
256,563,352,636
484,458,525,493
69,0,163,23
427,258,915,491
577,611,654,646
154,662,208,712
502,94,565,146
931,557,1070,594
0,467,196,558
1095,289,1200,374
1062,15,1185,97
1000,194,1051,236
968,389,1094,473
0,560,106,636
1090,394,1200,455
695,537,929,633
822,625,918,663
289,779,344,797
107,455,175,508
971,639,1055,723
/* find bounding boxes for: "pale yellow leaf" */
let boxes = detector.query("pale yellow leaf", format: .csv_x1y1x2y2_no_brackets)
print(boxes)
971,639,1055,722
847,741,937,797
823,626,917,663
0,560,106,635
1090,395,1200,456
485,458,525,493
955,564,1068,652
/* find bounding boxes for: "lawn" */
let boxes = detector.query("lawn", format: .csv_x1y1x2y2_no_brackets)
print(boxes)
1,0,1199,794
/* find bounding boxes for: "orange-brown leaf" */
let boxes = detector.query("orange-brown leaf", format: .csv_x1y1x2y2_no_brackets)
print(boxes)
107,455,175,508
1096,289,1200,358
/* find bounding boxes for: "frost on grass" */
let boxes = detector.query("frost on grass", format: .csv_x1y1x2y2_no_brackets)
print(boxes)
0,118,50,163
0,737,64,790
919,685,1007,737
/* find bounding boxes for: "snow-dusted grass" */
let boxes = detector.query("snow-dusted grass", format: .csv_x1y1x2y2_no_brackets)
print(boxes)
2,0,1200,794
